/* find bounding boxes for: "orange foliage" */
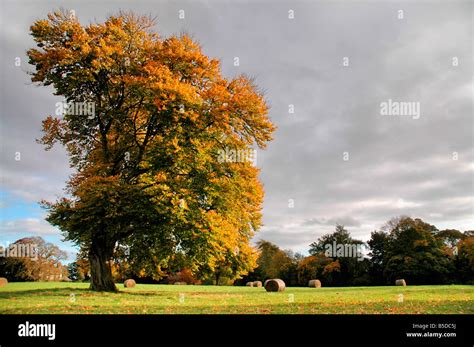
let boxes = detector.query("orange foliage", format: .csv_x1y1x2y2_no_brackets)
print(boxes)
28,10,275,285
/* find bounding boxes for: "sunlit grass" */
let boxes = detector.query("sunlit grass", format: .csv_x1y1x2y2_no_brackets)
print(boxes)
0,282,472,314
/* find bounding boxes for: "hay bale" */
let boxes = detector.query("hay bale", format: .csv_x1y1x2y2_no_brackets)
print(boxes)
308,279,321,288
174,281,187,285
264,279,285,292
253,281,262,288
395,279,406,286
123,279,136,288
0,277,8,287
264,279,270,287
246,281,254,287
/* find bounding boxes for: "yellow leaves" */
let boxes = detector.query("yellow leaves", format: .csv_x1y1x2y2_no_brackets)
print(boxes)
79,42,91,55
226,76,275,148
159,35,222,85
141,61,202,109
153,172,167,182
30,10,275,283
91,59,101,70
170,137,181,153
178,199,187,210
38,116,65,149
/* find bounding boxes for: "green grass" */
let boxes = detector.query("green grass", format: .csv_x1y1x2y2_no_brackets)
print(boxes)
0,282,472,314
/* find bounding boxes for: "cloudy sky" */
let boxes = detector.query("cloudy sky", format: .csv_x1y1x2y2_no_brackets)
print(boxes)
0,0,472,260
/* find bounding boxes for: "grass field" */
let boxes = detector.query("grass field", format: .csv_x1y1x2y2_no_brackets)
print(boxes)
0,282,472,314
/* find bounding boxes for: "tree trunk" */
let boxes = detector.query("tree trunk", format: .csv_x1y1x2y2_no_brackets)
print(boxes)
89,235,117,292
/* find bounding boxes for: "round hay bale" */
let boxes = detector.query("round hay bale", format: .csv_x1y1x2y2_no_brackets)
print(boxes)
246,281,254,287
174,281,187,285
0,277,8,287
265,279,286,292
395,279,407,286
253,281,262,288
308,279,321,288
124,279,136,288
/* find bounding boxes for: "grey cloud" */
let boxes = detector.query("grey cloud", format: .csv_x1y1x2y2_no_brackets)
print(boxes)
0,0,472,255
303,216,361,227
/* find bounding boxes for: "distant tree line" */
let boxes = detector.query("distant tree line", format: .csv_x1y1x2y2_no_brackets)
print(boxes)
2,216,472,286
237,216,473,286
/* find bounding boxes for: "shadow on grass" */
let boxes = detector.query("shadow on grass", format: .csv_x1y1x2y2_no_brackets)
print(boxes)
0,287,89,298
0,286,209,299
1,299,473,314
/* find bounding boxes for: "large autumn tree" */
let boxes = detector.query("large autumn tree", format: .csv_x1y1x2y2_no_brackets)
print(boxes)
28,10,275,291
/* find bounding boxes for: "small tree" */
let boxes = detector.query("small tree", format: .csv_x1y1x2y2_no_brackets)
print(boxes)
296,254,331,286
383,217,453,284
367,230,389,285
455,236,474,284
67,262,83,282
308,225,365,286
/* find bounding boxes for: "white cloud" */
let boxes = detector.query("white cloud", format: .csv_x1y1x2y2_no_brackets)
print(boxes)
0,217,60,237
